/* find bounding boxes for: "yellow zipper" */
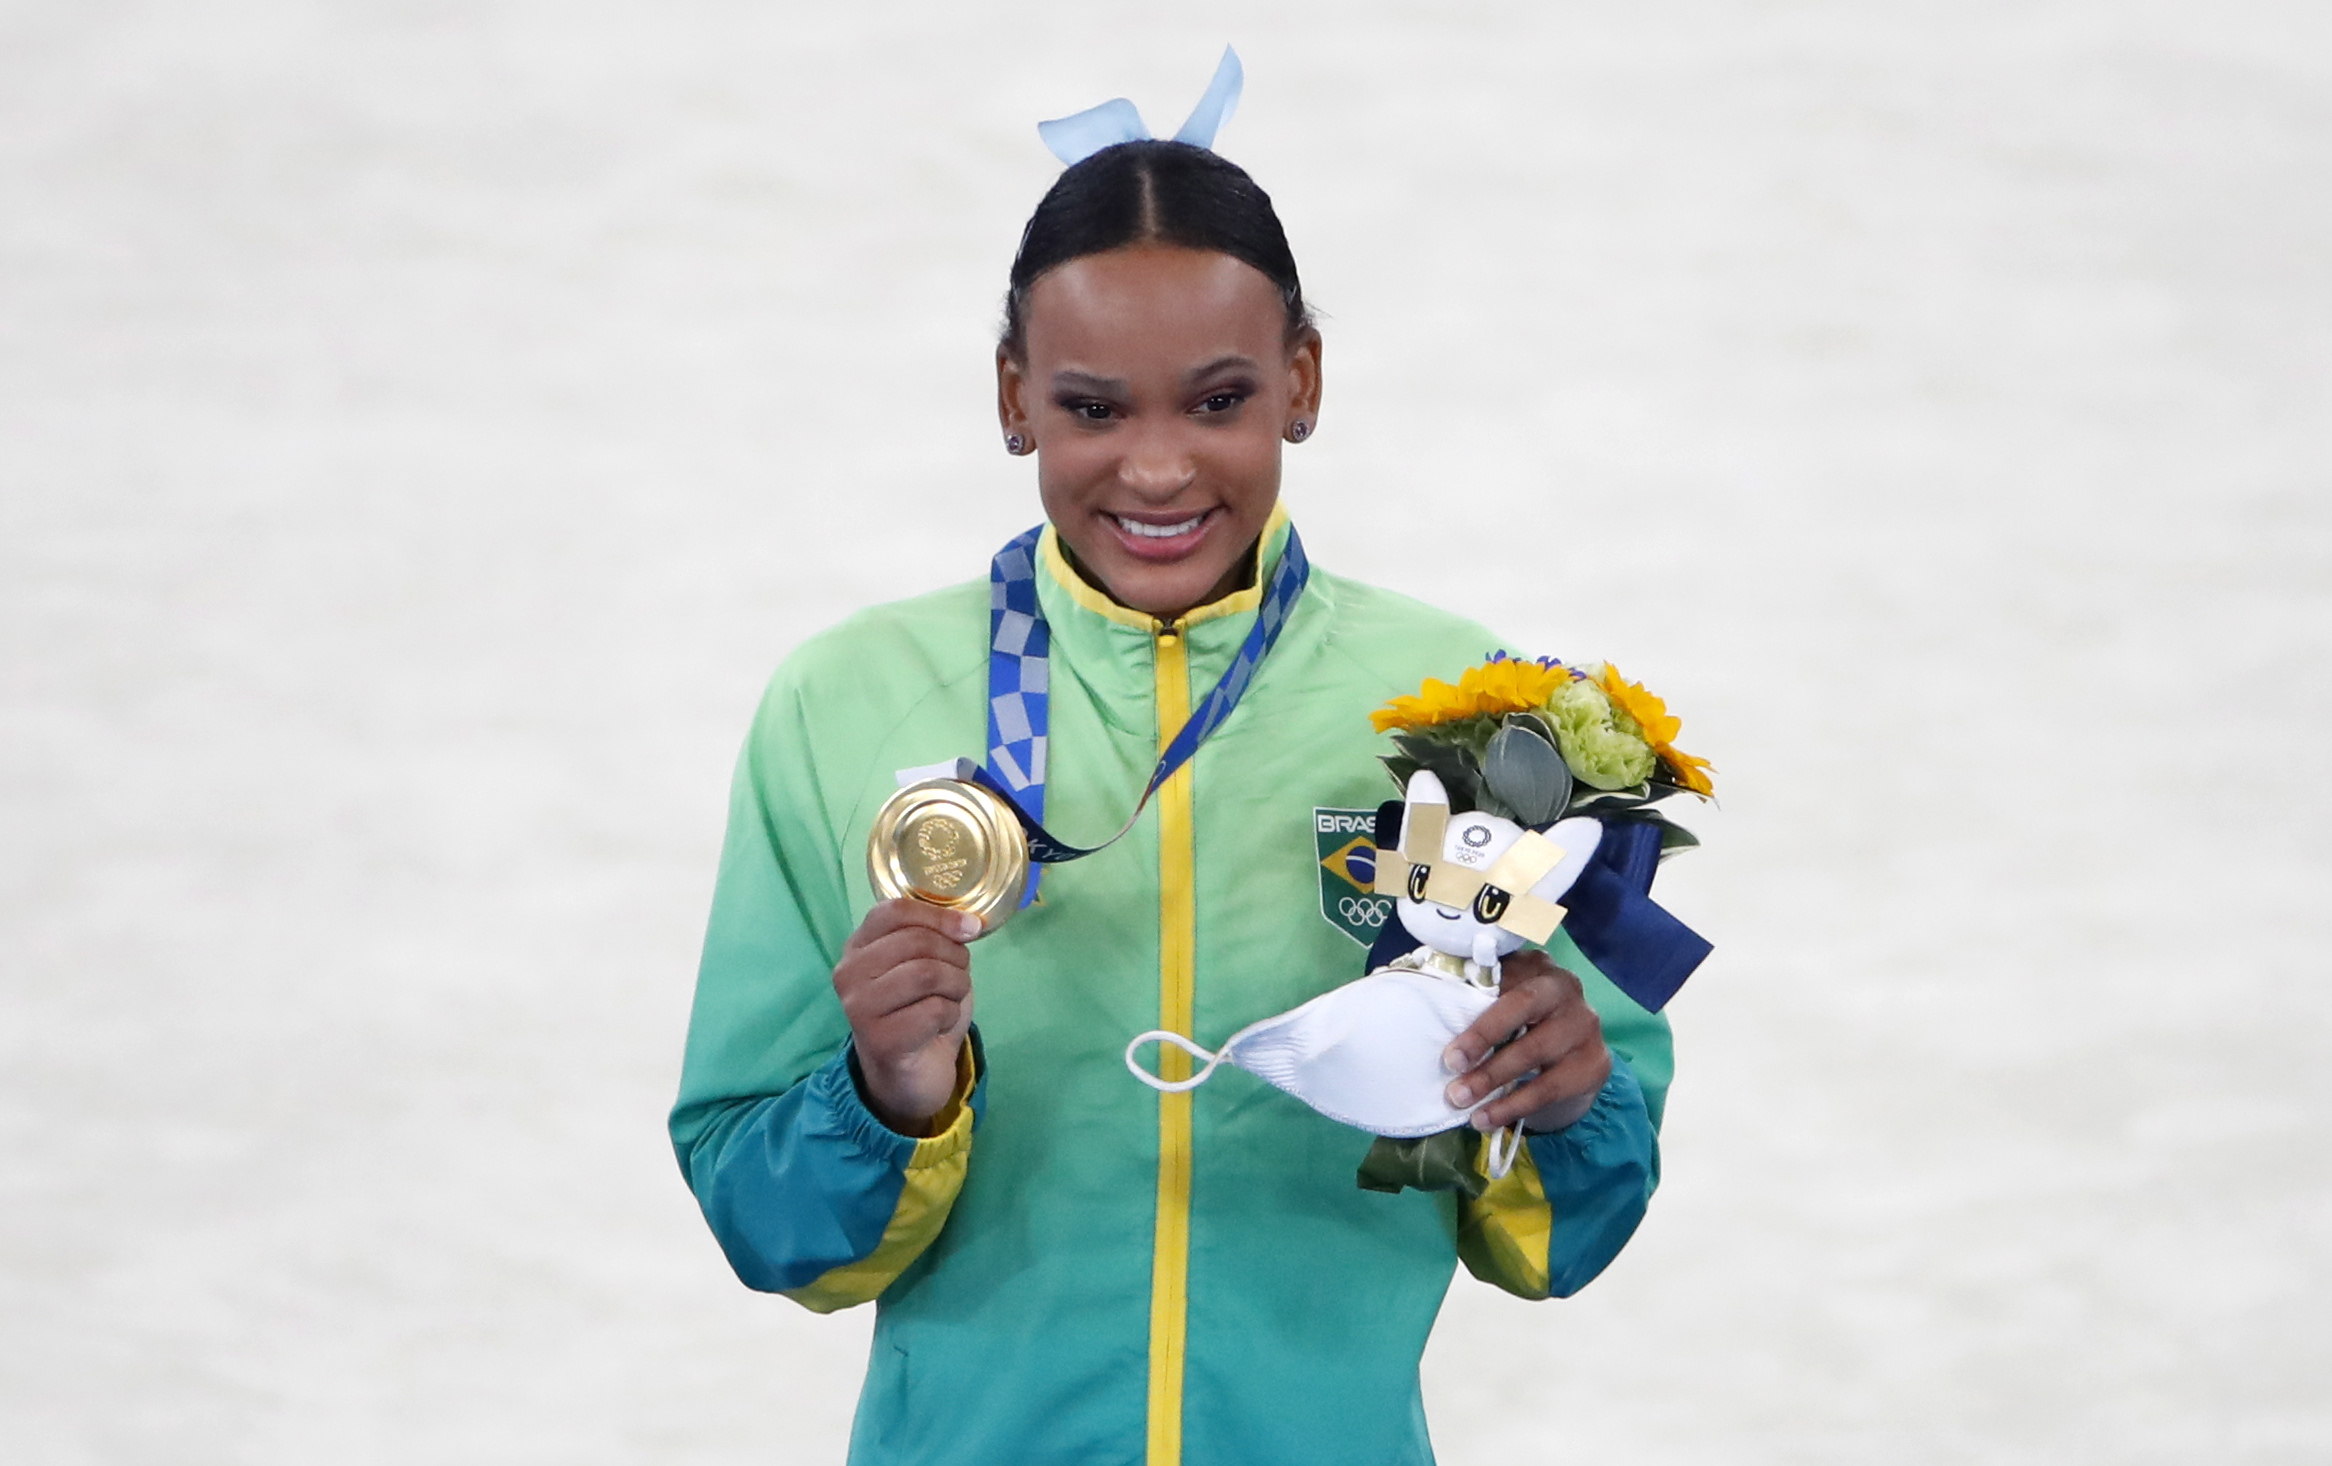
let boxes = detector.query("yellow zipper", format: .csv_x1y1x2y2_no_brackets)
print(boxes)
1146,619,1195,1466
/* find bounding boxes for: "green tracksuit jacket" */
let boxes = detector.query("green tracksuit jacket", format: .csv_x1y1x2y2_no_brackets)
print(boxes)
671,514,1673,1465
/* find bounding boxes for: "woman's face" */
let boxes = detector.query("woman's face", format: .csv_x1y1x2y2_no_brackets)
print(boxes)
997,245,1323,620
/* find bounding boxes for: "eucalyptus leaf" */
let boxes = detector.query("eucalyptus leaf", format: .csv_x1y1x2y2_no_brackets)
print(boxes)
1389,734,1485,812
1638,812,1701,851
1482,721,1572,828
1657,823,1701,853
1568,786,1657,816
1504,710,1558,746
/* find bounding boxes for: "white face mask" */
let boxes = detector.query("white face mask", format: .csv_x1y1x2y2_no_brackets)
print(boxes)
1125,968,1503,1141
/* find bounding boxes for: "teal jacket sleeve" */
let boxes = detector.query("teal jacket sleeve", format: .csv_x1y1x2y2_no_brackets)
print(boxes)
1526,1055,1659,1296
686,1034,984,1311
1457,931,1669,1300
669,672,983,1313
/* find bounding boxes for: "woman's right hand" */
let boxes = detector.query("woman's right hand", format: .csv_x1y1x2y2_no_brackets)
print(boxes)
832,899,980,1135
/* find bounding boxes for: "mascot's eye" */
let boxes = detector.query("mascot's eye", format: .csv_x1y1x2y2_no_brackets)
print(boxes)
1406,865,1430,901
1472,885,1511,924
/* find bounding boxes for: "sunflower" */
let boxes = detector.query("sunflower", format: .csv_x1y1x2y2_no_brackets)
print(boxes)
1598,662,1715,796
1370,656,1574,734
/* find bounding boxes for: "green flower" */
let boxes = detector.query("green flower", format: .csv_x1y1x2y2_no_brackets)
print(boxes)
1545,677,1656,790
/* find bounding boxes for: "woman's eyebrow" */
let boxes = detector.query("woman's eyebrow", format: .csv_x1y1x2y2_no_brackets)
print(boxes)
1183,355,1258,383
1051,370,1128,395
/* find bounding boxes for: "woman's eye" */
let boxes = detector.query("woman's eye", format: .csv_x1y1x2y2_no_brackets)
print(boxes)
1195,391,1247,414
1055,397,1116,422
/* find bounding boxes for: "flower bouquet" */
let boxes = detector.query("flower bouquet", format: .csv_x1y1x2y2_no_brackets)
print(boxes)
1350,653,1713,1197
1371,652,1712,849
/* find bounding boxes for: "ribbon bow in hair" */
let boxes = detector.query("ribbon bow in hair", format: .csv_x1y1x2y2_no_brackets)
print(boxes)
1037,45,1244,165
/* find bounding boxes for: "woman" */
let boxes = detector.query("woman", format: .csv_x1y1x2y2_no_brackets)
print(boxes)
670,98,1670,1466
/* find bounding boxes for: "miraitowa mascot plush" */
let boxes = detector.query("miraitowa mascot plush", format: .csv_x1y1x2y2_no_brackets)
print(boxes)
1126,655,1713,1196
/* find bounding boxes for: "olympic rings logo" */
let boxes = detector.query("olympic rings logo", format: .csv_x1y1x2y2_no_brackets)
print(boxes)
1338,896,1387,927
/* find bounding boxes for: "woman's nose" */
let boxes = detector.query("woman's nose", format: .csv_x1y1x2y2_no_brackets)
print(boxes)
1116,424,1196,500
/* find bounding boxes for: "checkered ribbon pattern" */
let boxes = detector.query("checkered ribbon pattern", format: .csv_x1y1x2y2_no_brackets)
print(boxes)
982,521,1312,906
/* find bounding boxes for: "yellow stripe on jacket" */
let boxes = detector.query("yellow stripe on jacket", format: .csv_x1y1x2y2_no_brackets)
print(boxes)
1147,621,1197,1466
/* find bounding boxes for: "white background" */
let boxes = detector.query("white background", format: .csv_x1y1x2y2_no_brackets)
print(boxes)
5,2,2327,1461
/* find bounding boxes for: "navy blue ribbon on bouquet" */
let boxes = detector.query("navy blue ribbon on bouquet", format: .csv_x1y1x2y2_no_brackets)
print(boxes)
1554,820,1711,1013
976,522,1311,906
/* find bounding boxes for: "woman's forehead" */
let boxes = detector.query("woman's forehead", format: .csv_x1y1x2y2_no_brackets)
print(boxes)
1020,244,1287,373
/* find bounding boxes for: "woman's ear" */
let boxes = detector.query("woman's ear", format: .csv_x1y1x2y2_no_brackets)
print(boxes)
996,348,1033,454
1284,328,1323,440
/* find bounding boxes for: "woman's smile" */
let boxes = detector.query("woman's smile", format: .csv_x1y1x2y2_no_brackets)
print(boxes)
1104,506,1221,560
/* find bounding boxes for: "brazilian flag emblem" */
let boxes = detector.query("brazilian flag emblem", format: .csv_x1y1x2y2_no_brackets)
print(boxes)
1314,807,1393,947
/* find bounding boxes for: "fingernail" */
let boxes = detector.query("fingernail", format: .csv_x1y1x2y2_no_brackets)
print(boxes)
954,913,982,941
1470,1111,1495,1131
1441,1044,1469,1075
1445,1079,1473,1108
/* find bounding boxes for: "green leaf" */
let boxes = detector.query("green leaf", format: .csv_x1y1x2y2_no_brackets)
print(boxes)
1353,1130,1487,1197
1566,785,1656,816
1504,710,1558,746
1483,719,1572,828
1389,734,1485,813
1646,814,1701,851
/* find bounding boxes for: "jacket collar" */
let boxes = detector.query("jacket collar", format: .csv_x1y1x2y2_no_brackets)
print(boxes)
1030,504,1294,730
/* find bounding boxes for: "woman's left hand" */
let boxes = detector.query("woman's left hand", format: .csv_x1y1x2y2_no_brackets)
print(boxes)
1441,950,1611,1134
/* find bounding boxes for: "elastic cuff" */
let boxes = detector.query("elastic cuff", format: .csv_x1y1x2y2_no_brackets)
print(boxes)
904,1035,981,1168
835,1030,983,1159
811,1045,919,1168
1524,1054,1638,1143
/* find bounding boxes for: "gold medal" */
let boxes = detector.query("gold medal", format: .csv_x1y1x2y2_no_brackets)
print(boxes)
865,778,1030,937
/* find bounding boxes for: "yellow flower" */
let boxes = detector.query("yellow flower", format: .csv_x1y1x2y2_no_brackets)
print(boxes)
1598,663,1715,796
1370,657,1572,734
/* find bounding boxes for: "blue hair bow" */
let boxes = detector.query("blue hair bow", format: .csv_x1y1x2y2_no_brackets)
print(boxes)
1037,46,1244,166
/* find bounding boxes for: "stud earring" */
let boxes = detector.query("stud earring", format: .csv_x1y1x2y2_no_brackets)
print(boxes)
1287,421,1311,443
1005,433,1028,455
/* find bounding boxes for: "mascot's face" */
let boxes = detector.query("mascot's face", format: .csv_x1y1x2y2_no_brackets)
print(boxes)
1395,809,1534,962
1380,769,1604,968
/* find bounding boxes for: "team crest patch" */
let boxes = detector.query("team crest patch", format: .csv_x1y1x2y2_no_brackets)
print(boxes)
1314,807,1393,947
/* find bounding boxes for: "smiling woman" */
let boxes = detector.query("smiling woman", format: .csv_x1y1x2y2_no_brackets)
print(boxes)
1001,241,1319,618
997,138,1322,620
669,58,1671,1466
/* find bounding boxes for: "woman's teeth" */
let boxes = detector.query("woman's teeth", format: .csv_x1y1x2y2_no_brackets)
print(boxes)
1114,512,1207,539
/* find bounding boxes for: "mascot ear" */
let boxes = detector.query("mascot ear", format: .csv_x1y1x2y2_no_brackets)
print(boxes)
1372,799,1403,853
1375,770,1453,899
1397,770,1450,864
1527,816,1605,903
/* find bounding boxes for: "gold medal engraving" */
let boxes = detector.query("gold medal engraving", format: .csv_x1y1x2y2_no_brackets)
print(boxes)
866,779,1029,937
903,813,977,893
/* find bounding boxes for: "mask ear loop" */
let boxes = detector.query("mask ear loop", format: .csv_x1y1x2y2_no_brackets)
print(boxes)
1485,1120,1525,1180
1124,1031,1228,1092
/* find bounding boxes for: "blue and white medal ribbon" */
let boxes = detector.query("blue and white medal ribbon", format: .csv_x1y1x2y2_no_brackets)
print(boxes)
978,521,1310,905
